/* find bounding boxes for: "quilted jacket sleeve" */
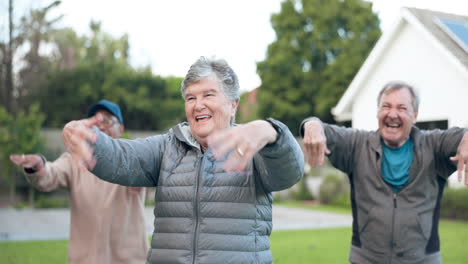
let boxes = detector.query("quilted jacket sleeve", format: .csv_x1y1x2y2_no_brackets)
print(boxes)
91,127,167,187
256,119,304,192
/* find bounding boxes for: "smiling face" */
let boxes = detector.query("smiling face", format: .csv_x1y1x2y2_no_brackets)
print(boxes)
184,78,238,150
94,110,124,139
377,88,418,148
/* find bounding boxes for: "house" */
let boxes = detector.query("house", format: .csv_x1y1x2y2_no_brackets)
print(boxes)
332,7,468,187
332,7,468,130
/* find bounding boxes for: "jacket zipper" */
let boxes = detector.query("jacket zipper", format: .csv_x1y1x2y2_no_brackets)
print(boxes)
389,192,397,264
192,156,203,264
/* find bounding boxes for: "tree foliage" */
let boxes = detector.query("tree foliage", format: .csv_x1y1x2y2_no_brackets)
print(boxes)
17,1,62,109
257,0,381,131
2,1,186,132
0,0,62,113
0,1,186,205
0,104,45,201
0,0,56,204
34,21,185,131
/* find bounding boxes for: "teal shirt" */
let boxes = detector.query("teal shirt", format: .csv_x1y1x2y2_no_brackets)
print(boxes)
381,138,414,193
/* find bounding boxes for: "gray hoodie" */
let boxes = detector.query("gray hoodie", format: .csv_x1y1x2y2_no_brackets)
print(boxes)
301,118,466,264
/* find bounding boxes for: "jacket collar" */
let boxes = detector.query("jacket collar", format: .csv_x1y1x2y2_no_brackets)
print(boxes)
172,122,201,151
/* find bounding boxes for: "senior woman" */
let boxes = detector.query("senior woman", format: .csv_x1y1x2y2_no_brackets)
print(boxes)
62,57,304,264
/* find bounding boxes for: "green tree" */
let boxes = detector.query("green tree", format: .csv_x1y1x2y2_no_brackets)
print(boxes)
17,1,62,110
0,104,45,204
33,22,186,131
0,1,56,206
257,0,381,130
39,61,185,131
0,0,62,114
0,0,24,114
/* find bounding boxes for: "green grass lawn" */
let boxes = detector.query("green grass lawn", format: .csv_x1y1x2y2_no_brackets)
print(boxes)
275,200,352,215
271,220,468,263
271,227,351,263
1,203,467,264
272,201,468,263
0,240,68,264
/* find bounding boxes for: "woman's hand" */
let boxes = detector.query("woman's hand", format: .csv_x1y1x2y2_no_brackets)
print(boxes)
207,120,277,173
62,114,101,170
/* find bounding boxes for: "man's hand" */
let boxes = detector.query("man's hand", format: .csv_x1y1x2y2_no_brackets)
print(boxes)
303,119,330,166
62,114,101,170
450,132,468,185
207,120,278,173
9,154,45,175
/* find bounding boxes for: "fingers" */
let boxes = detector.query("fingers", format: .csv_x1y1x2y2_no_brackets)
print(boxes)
207,123,262,173
62,118,98,170
82,114,102,128
208,128,239,159
9,154,42,168
64,121,98,144
450,155,468,185
453,132,468,185
317,137,325,165
462,157,468,185
9,154,24,165
222,141,255,173
458,158,463,182
465,161,468,185
303,121,328,167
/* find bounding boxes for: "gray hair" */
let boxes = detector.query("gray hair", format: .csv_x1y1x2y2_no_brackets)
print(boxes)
377,81,420,112
181,56,240,102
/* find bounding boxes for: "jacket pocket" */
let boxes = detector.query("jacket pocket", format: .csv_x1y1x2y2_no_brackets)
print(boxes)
394,209,432,259
417,210,432,240
358,207,389,254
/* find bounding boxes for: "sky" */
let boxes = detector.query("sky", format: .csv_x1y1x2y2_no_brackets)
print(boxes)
5,0,468,92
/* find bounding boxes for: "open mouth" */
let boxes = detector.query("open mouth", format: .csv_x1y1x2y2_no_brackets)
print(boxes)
385,123,401,128
195,114,211,122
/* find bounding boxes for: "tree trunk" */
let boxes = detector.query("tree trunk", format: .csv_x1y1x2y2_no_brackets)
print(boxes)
5,0,14,114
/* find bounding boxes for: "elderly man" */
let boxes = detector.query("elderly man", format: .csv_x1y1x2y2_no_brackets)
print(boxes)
61,57,304,264
10,100,148,264
301,81,468,264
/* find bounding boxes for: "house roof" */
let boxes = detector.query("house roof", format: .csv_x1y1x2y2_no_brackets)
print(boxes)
408,7,468,69
332,7,468,121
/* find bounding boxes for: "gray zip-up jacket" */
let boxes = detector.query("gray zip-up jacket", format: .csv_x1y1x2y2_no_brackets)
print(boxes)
91,119,304,264
301,119,466,264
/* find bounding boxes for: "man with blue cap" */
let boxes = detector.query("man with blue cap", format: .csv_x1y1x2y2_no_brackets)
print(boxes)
10,99,148,264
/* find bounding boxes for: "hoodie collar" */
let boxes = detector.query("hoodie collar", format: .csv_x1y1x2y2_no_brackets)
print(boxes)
370,126,421,153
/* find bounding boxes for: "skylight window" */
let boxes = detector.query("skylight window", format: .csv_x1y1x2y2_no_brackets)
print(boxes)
435,17,468,53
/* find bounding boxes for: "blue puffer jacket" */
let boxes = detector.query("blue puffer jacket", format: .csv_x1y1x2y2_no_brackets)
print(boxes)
91,119,304,264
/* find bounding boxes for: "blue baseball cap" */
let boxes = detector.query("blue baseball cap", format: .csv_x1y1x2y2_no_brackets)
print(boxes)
87,99,124,124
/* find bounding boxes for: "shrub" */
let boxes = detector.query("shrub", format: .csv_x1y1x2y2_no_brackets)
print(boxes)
319,173,348,205
291,174,314,200
441,187,468,221
330,193,351,208
34,195,69,208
